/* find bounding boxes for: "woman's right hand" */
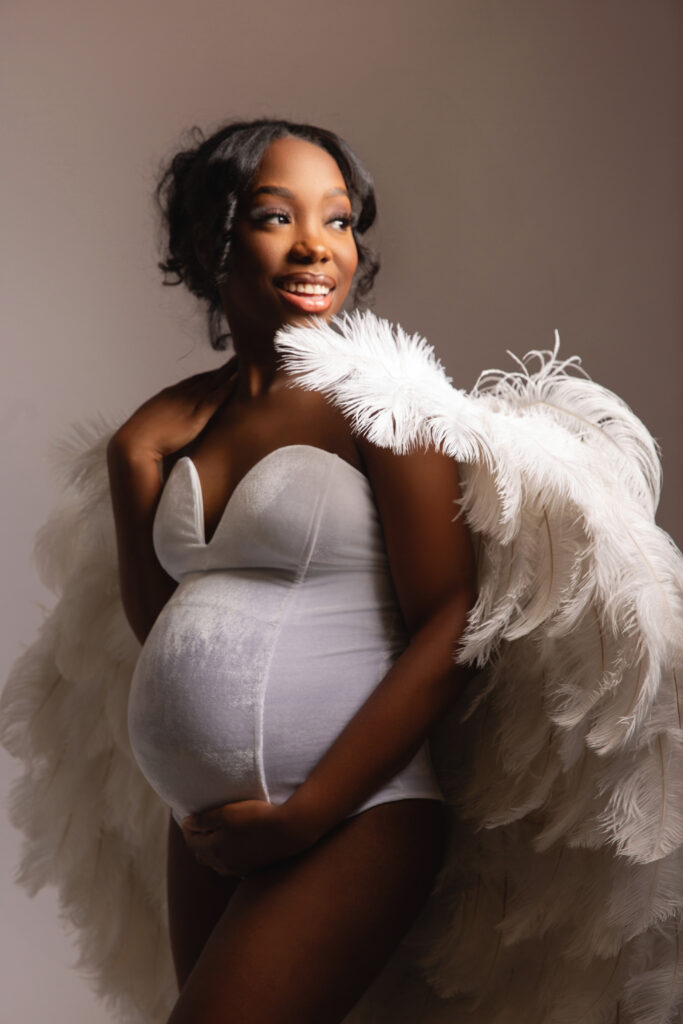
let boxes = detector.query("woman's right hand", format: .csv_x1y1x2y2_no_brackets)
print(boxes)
110,356,239,461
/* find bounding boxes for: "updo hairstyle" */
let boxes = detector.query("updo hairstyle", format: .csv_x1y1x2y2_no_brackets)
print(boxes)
155,118,380,350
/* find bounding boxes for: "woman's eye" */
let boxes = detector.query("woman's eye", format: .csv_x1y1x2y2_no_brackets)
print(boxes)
250,208,291,225
329,214,352,230
268,211,291,225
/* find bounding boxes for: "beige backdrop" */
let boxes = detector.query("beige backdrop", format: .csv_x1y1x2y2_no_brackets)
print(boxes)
2,0,681,1019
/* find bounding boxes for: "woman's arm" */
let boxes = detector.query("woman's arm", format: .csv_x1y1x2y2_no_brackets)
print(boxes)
107,437,177,644
283,439,477,839
107,361,238,644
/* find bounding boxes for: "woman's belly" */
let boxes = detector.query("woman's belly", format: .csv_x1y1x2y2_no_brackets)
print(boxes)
127,570,440,823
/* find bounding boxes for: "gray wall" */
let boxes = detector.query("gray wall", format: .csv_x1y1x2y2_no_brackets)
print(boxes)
2,1,680,1018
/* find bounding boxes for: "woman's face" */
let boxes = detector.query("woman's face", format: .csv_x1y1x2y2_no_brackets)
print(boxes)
220,137,359,342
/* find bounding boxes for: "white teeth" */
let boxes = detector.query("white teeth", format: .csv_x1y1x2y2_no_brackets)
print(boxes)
281,281,330,296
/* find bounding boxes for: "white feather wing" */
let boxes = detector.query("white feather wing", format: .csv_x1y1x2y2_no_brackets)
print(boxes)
0,419,175,1024
275,310,683,1023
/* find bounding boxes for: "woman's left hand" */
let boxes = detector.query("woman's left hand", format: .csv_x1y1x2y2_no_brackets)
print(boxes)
181,799,317,877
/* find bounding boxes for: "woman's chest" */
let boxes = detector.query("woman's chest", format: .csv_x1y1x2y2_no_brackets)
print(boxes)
173,385,364,544
153,444,386,581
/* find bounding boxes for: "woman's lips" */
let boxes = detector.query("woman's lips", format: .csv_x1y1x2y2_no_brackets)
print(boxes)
275,286,334,313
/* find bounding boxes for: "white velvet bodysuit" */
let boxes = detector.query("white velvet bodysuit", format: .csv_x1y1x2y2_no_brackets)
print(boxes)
128,443,444,825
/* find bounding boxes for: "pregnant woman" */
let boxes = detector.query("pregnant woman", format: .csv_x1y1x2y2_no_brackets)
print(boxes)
108,119,477,1023
6,115,682,1024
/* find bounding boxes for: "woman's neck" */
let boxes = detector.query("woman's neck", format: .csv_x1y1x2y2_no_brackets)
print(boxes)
230,331,289,400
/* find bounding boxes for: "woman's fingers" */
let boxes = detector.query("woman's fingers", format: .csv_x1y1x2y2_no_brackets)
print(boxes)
182,809,225,833
183,826,247,876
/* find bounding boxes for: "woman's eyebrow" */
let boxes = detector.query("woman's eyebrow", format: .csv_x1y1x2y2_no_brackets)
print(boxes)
250,185,350,200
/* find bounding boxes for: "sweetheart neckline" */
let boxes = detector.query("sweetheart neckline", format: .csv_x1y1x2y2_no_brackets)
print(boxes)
177,443,370,547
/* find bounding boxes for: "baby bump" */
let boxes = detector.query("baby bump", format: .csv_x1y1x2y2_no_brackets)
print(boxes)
127,570,409,821
128,572,290,818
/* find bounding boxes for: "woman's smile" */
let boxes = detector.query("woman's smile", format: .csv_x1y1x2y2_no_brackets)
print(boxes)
274,272,336,312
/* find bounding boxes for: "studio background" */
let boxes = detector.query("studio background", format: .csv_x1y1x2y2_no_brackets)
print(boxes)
2,1,681,1019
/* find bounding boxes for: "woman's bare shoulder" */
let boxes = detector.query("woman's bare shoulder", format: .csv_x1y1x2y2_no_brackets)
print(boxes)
277,378,364,474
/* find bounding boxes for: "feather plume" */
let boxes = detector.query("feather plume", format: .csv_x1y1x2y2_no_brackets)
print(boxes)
622,923,683,1024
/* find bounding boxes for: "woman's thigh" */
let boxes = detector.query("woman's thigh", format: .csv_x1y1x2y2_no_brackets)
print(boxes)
167,798,447,1024
167,815,241,987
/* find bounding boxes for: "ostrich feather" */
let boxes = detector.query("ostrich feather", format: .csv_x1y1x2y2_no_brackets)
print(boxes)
623,923,683,1024
595,731,683,862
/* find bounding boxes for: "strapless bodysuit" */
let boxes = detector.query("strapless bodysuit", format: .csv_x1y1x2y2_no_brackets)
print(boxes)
127,444,444,824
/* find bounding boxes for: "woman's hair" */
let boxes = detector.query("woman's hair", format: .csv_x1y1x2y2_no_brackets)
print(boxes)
155,118,380,350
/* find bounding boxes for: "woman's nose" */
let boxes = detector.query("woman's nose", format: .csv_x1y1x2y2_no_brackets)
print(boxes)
289,238,331,263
